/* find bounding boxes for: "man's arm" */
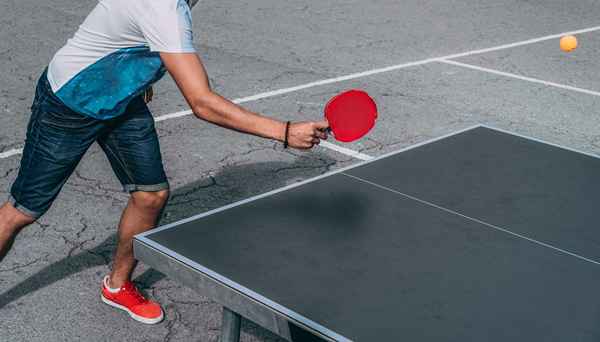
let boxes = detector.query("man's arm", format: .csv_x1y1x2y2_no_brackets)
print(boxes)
160,52,328,149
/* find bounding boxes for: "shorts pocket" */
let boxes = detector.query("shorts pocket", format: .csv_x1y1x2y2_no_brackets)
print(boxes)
40,107,96,130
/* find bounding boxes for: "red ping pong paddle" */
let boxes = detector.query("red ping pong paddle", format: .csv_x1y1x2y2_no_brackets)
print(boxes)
324,89,378,142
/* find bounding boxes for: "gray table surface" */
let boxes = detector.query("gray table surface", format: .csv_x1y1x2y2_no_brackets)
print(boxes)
138,127,600,341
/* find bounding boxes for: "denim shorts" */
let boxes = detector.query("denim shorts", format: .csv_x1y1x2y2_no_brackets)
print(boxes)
9,69,169,218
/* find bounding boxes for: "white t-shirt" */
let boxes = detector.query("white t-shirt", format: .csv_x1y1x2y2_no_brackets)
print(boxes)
47,0,196,119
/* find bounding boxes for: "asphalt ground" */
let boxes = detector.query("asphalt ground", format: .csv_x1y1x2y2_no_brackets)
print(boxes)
1,0,600,341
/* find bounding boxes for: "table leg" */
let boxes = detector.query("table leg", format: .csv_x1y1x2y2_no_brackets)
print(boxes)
220,307,241,342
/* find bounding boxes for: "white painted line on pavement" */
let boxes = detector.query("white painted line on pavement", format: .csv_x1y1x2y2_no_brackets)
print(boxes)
440,59,600,97
4,25,600,161
319,141,373,160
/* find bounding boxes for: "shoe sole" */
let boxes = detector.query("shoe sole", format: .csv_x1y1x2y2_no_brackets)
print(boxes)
101,294,164,325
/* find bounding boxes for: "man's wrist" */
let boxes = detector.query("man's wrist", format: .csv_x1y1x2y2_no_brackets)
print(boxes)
271,120,287,142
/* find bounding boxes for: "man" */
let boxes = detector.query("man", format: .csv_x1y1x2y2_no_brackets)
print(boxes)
0,0,328,324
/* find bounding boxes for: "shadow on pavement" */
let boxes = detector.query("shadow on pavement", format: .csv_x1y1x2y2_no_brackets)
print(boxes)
0,152,339,333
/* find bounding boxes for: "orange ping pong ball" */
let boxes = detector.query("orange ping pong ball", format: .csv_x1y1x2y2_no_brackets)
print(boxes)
560,35,578,52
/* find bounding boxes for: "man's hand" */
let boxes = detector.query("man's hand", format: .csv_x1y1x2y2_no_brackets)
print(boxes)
287,121,329,149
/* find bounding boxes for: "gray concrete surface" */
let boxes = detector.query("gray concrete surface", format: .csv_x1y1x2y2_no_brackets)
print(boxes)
1,0,600,341
456,31,600,92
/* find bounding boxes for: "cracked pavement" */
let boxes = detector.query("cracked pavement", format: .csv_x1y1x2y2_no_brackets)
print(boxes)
2,0,600,341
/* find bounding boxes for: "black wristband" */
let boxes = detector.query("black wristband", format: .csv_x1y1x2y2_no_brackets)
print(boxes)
283,121,291,149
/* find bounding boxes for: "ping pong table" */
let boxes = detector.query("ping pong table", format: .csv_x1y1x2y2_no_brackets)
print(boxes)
133,125,600,342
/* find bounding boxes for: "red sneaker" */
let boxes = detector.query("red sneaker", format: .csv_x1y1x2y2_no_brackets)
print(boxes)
100,276,164,324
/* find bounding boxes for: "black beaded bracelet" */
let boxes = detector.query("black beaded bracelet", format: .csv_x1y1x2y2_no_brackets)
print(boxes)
283,121,291,149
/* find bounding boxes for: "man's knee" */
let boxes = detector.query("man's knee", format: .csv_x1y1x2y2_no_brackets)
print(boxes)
131,190,169,211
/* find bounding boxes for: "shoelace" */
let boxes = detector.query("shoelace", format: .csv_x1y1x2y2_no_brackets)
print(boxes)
121,283,147,304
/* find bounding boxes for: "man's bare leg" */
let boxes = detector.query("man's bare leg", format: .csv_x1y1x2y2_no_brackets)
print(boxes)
108,190,169,288
0,202,36,262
